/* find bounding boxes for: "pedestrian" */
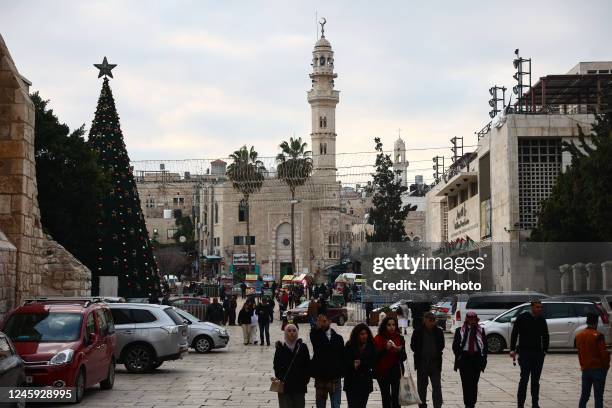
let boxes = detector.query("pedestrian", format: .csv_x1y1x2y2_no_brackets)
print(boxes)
307,298,320,329
410,311,444,408
310,314,344,408
273,324,311,408
288,290,295,309
510,300,549,408
397,304,409,335
208,297,224,325
219,284,226,301
344,323,376,408
575,312,609,408
250,302,259,345
222,297,230,325
365,301,373,326
452,311,487,408
161,292,171,306
238,303,252,345
228,295,237,326
374,316,407,408
240,281,247,299
256,297,274,346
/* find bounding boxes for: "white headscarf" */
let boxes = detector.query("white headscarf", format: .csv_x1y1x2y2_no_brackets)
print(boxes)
284,324,299,351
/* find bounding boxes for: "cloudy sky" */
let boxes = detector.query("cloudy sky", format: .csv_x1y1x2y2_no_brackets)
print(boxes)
2,0,611,182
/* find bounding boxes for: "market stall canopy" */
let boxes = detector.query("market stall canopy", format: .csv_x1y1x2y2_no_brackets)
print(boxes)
244,274,259,281
281,275,295,282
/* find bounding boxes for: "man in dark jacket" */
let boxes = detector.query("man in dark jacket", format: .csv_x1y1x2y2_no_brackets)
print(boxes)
510,300,549,408
310,314,344,408
207,297,224,325
256,298,274,346
411,312,444,408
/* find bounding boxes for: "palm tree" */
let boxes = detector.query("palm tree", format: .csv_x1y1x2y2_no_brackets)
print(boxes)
276,137,313,275
226,146,266,275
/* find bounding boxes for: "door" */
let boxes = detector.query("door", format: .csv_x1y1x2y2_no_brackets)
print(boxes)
543,303,577,348
83,312,104,386
95,309,113,381
110,308,136,359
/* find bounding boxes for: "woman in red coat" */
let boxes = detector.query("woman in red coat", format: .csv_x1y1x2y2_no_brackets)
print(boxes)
373,316,407,408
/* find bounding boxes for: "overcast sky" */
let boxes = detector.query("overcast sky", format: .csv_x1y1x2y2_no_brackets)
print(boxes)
2,1,611,182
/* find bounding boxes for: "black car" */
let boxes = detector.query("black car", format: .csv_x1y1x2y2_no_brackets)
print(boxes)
0,331,25,389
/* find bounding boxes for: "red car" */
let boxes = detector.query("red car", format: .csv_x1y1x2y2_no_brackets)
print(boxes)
1,298,116,403
170,297,210,305
285,300,348,326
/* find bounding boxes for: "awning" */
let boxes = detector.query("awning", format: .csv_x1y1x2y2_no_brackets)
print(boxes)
201,255,222,261
244,274,259,281
281,275,295,281
435,172,478,197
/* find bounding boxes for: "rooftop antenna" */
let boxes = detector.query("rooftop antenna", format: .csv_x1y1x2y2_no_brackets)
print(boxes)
315,11,318,40
397,128,402,139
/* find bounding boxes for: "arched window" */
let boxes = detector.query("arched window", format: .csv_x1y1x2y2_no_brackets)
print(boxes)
320,56,326,66
323,117,327,128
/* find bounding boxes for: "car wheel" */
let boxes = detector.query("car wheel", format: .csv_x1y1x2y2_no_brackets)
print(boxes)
74,368,86,403
486,334,506,354
123,344,155,373
336,315,346,326
150,361,163,369
100,360,115,390
194,335,213,353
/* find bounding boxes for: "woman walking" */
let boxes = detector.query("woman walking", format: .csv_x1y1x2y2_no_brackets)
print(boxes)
452,311,487,408
238,302,252,345
273,324,311,408
374,316,407,408
343,323,376,408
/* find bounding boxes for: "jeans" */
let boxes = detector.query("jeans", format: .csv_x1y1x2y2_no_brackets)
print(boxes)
579,368,607,408
259,321,270,345
315,378,341,408
278,392,305,408
517,350,545,408
345,389,370,408
377,377,400,408
417,367,443,408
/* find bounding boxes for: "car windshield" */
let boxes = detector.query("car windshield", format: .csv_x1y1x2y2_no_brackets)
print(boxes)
494,305,528,323
4,313,82,342
297,301,310,309
175,309,200,322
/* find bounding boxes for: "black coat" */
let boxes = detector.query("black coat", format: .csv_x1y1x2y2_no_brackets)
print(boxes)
237,308,251,325
510,311,550,353
343,342,375,393
310,328,345,380
207,303,224,323
410,326,445,371
273,339,311,394
256,303,273,324
452,326,488,371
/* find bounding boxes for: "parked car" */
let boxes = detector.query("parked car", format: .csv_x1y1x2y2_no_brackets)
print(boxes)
285,300,348,326
231,283,254,296
173,308,229,353
451,291,549,331
170,297,211,305
482,300,612,353
548,292,612,321
1,298,116,403
108,303,189,373
432,296,454,331
0,331,25,390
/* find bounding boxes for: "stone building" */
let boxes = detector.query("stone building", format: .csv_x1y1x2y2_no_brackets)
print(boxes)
0,35,90,316
424,61,612,293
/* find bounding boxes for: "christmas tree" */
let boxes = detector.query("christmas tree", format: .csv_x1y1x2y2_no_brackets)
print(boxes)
88,57,161,297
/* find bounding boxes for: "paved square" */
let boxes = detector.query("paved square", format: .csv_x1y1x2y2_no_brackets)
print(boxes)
59,311,611,407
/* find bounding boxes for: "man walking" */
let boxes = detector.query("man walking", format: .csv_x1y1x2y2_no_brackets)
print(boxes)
410,311,444,408
256,298,273,346
240,281,247,299
575,313,610,408
510,300,549,408
310,314,344,408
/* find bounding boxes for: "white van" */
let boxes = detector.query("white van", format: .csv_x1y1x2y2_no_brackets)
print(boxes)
451,291,548,331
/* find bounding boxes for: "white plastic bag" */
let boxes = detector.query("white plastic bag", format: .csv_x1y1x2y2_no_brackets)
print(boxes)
398,363,421,406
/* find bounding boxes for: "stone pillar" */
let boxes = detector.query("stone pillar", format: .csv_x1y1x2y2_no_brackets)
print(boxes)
0,34,43,306
559,264,571,294
585,263,601,291
572,263,587,292
602,261,612,290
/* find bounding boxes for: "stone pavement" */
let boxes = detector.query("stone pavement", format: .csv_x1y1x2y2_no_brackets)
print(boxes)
57,318,612,408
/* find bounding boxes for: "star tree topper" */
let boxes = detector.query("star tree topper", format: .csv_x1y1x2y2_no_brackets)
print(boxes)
94,56,117,78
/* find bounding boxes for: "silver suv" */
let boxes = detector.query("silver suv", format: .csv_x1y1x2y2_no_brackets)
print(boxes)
108,303,188,373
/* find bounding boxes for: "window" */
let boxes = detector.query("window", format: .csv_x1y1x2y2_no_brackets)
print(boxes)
145,197,155,208
233,236,244,245
469,182,478,197
173,197,185,205
460,189,468,203
571,303,598,317
164,308,185,325
587,70,597,74
214,202,219,224
104,309,115,334
131,310,157,324
96,309,109,337
167,229,177,239
110,308,157,324
247,236,255,245
238,199,247,222
110,308,132,325
86,314,96,339
544,303,572,319
495,305,529,323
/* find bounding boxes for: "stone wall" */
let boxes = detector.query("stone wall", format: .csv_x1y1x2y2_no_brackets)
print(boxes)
0,230,16,316
40,236,91,296
0,34,44,308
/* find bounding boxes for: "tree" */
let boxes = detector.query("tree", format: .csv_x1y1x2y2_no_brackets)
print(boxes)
88,77,161,297
276,137,313,274
531,85,612,241
366,137,416,242
32,92,109,272
226,146,266,274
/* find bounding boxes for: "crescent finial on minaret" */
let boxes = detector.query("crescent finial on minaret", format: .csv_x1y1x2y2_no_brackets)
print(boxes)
319,17,327,38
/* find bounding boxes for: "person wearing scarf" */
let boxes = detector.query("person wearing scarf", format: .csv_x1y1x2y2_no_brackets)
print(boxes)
273,324,311,408
374,316,407,408
452,311,488,408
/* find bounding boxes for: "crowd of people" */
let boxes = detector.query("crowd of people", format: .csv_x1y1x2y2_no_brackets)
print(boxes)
270,299,609,408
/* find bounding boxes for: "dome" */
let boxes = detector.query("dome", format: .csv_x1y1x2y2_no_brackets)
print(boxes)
315,36,331,48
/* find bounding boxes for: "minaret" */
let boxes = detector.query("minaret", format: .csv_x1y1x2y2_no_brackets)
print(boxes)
393,133,408,187
308,18,339,181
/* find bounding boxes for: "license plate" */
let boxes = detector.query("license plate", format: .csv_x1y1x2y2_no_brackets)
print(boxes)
25,376,33,384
